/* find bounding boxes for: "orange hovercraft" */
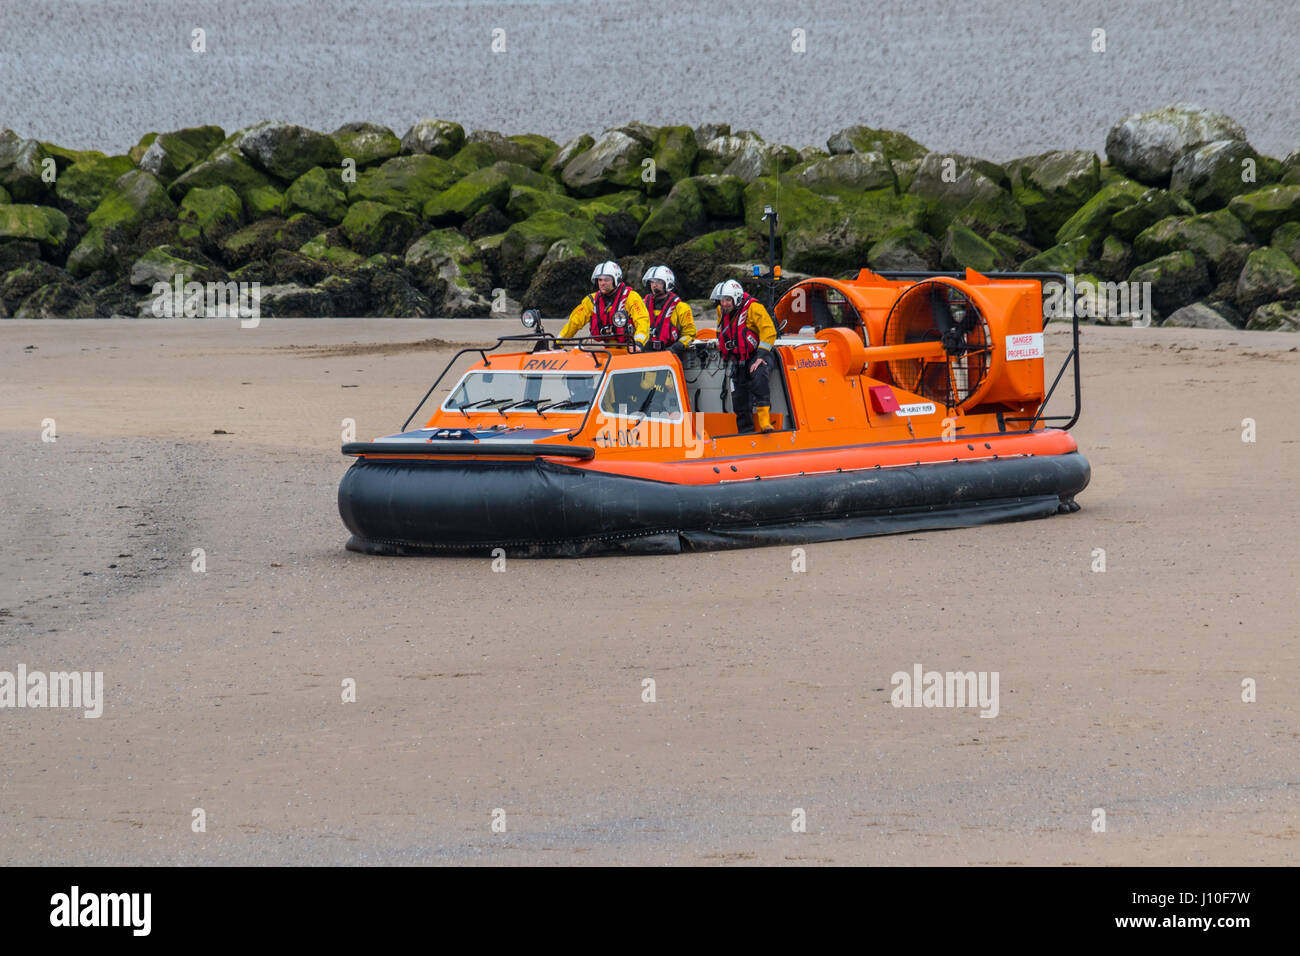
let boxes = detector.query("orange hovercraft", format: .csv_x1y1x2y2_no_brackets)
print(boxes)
338,269,1089,556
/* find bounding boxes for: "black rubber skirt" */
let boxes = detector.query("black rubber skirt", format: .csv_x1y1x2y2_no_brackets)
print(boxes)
337,451,1090,557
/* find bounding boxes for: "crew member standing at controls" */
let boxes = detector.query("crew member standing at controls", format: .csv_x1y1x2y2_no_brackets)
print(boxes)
559,261,650,349
641,265,696,358
715,279,777,433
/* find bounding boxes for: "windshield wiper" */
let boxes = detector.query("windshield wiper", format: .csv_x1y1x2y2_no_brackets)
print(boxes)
455,397,516,418
547,399,592,410
501,398,547,419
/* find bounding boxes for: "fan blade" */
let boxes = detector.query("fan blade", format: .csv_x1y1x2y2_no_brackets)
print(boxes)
956,302,980,334
928,284,956,335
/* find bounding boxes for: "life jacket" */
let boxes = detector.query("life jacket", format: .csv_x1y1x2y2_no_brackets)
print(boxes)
589,284,634,344
644,292,682,346
718,294,760,361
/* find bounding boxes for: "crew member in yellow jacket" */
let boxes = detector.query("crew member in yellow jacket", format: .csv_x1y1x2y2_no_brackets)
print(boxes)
559,261,650,348
714,279,778,433
640,265,696,358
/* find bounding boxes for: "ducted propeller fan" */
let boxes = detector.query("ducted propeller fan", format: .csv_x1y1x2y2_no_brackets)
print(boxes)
882,280,993,410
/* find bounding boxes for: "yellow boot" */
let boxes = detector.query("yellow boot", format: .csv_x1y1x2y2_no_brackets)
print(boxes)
754,405,775,433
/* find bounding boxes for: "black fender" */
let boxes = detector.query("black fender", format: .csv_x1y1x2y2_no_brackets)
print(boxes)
338,451,1091,557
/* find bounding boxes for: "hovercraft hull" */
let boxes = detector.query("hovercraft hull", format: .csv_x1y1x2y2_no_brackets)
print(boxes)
338,450,1090,557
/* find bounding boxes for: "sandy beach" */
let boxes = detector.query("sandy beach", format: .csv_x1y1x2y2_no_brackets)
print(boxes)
0,317,1296,865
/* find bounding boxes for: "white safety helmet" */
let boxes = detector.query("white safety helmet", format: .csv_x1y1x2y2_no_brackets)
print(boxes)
718,279,745,306
709,282,726,301
591,260,623,286
642,265,676,291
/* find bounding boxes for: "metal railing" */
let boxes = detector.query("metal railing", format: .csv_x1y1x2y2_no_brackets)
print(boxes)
399,332,617,439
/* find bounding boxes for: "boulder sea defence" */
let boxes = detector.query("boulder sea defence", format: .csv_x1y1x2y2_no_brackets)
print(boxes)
1,105,1297,327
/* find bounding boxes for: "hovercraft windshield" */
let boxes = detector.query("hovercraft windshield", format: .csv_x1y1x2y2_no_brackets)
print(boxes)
443,370,602,414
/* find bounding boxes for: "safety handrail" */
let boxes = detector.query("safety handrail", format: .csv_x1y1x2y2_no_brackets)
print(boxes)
565,347,614,441
399,331,621,436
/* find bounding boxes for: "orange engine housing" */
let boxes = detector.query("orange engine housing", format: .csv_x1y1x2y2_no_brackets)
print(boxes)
774,268,1046,414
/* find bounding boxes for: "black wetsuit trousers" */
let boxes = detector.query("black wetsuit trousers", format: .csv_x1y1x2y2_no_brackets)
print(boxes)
729,354,771,433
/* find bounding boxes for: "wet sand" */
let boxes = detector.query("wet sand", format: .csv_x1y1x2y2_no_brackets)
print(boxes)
1,318,1297,865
